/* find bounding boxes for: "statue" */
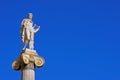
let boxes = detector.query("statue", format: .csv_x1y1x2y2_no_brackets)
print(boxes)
20,13,40,50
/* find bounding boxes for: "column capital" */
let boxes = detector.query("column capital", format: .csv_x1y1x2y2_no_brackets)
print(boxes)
12,49,45,71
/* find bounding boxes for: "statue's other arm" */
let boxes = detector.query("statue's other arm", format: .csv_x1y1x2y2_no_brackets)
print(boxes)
20,19,27,42
20,19,25,35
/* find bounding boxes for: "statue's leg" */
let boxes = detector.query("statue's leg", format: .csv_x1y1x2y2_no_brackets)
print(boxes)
23,40,28,50
29,40,34,50
26,30,30,40
29,32,34,50
23,30,30,50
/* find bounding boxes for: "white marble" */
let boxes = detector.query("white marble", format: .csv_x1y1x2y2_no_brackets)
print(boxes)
21,13,40,50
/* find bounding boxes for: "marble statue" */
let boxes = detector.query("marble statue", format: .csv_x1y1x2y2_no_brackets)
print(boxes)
20,13,40,50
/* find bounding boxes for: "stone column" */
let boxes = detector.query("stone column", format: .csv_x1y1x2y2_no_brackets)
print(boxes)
21,62,35,80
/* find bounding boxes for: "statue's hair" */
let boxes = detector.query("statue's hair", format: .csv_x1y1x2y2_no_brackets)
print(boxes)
28,13,32,15
28,13,33,18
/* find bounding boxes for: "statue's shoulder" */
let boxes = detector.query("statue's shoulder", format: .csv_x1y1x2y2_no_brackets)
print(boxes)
22,18,29,22
21,19,29,25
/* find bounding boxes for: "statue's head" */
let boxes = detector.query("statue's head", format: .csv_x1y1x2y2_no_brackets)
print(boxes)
28,13,33,20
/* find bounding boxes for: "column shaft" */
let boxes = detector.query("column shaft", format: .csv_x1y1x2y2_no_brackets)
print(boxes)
21,63,35,80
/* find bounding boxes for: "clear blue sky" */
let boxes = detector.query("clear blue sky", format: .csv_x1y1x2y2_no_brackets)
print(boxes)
0,0,120,80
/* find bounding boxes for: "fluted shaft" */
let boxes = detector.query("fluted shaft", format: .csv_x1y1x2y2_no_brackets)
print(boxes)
21,62,35,80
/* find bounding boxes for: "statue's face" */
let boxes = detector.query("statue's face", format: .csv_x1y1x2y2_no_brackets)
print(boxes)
28,13,33,19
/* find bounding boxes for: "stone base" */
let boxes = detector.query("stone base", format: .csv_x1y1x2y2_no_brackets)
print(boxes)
22,48,37,53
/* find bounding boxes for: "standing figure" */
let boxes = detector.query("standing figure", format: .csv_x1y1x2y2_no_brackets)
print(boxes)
20,13,40,50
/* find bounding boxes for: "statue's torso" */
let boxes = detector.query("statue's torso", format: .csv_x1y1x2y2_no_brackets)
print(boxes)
25,19,33,32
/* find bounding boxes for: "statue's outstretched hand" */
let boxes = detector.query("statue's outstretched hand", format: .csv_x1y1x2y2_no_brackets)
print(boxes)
36,26,40,32
38,26,40,30
34,25,40,33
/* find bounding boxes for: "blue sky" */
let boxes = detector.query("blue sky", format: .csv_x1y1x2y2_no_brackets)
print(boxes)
0,0,120,80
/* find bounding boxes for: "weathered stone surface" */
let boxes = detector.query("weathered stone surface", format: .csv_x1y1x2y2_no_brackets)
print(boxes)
12,49,45,70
